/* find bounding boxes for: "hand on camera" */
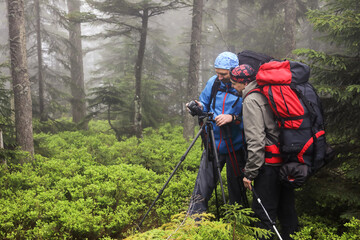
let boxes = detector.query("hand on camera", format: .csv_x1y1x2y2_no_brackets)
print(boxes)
186,100,203,111
186,100,205,117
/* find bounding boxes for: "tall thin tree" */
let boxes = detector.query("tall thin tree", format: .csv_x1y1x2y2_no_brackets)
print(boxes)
183,0,203,140
227,0,236,52
284,0,296,57
35,0,47,121
67,0,87,129
87,0,185,138
134,8,149,139
7,0,34,157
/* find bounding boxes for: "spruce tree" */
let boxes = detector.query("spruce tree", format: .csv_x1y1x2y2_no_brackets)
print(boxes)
295,0,360,221
25,0,74,121
87,0,186,138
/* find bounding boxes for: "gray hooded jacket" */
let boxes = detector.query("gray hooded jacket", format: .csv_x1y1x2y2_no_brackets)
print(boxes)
242,81,281,180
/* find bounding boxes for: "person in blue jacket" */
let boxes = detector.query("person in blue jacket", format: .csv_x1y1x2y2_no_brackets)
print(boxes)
187,52,247,216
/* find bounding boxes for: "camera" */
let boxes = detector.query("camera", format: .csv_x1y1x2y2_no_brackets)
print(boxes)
187,100,204,117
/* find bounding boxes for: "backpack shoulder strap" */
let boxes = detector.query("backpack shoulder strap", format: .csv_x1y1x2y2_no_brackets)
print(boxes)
243,87,263,100
209,78,242,109
209,77,221,110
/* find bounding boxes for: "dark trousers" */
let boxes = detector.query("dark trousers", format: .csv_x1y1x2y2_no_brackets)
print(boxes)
253,165,299,240
188,149,247,215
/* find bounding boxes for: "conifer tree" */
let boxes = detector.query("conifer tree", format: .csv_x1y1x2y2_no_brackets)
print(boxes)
7,0,34,157
25,0,75,121
87,0,186,138
183,0,203,140
34,0,47,121
295,0,360,221
67,0,87,129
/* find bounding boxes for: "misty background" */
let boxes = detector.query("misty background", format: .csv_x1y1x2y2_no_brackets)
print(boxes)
1,0,360,239
0,0,334,140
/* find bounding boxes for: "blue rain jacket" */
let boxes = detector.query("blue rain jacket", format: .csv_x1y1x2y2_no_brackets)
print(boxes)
200,75,244,154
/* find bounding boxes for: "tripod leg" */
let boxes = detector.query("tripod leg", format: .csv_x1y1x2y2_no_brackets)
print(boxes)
208,125,226,204
138,124,205,229
212,157,220,220
207,129,220,220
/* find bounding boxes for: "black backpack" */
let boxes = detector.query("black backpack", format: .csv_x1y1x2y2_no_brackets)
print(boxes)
246,60,334,188
237,50,274,74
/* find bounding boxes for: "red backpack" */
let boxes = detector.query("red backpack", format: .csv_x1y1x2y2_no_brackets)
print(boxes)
246,60,332,188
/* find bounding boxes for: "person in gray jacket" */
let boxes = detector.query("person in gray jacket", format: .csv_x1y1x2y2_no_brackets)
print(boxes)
230,64,298,240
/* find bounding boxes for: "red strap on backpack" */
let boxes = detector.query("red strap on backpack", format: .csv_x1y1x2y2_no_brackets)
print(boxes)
265,144,283,164
297,130,325,163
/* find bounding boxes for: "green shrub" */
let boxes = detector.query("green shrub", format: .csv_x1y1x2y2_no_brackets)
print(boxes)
221,204,272,239
33,118,78,134
117,124,202,174
126,205,271,240
1,121,307,239
0,157,172,239
1,122,204,239
292,215,360,240
33,122,202,170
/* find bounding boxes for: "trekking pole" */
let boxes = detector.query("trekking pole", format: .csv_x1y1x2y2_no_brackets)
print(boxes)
221,125,249,208
137,123,206,230
251,187,283,240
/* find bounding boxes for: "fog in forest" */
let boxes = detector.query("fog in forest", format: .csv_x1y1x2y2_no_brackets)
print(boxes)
1,1,360,239
0,0,341,132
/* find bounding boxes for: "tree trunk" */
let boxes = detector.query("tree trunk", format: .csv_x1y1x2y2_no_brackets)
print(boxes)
67,0,87,129
183,0,203,140
134,9,149,138
308,0,320,50
7,0,34,158
227,0,236,53
0,129,3,149
0,128,4,165
284,0,296,57
35,0,47,121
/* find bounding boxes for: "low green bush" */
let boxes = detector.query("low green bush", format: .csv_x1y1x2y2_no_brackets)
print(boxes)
0,122,201,239
292,215,360,240
0,158,169,239
33,118,78,134
3,121,358,239
33,122,202,172
126,204,272,240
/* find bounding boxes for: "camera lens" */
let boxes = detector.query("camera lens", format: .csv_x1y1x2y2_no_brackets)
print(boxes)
188,101,203,117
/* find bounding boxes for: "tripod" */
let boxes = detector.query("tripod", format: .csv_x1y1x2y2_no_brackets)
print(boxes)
137,113,226,229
